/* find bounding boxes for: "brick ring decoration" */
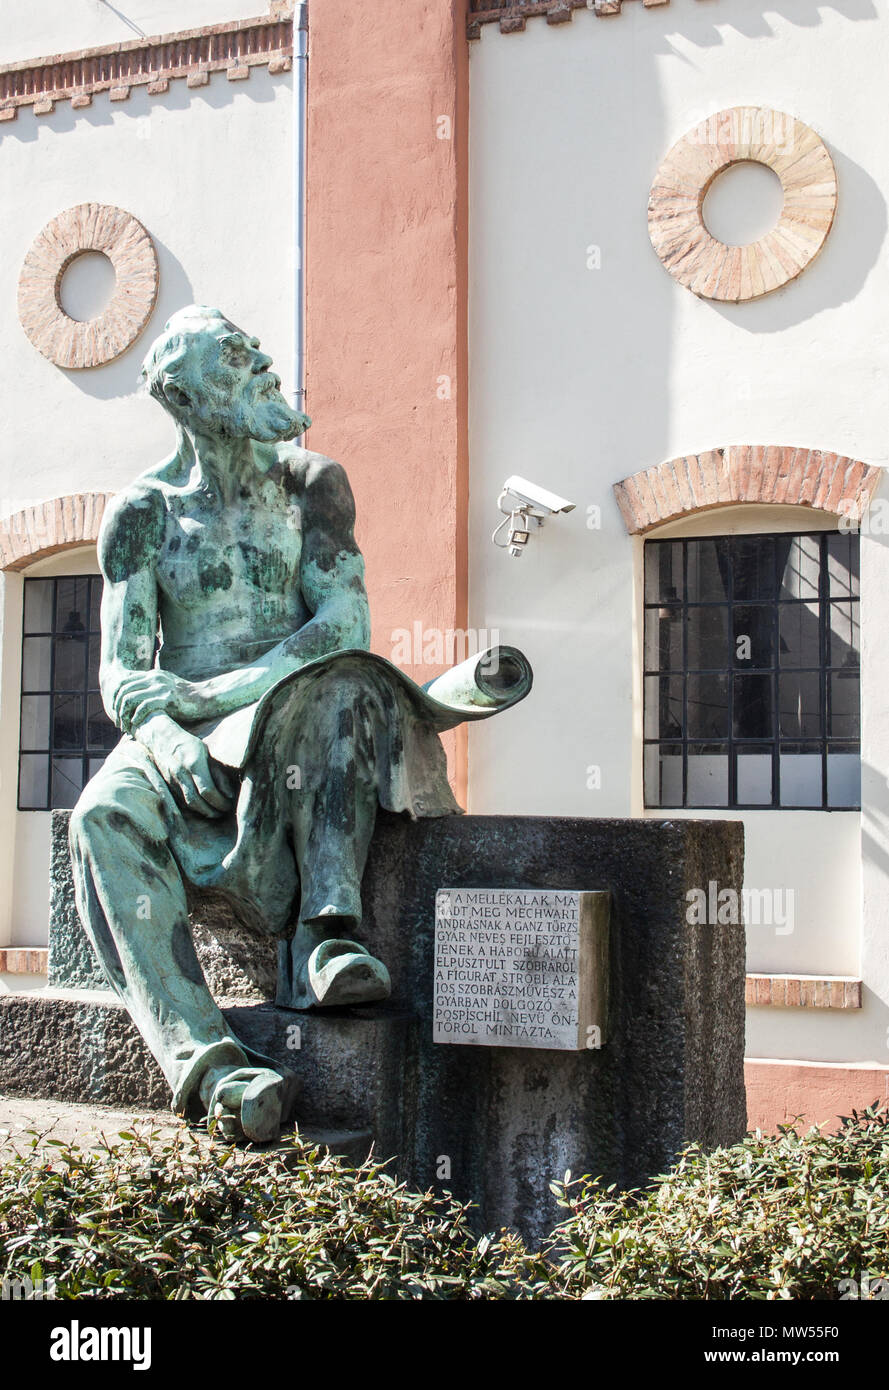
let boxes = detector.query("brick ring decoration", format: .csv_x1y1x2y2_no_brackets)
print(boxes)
648,107,837,303
17,203,159,368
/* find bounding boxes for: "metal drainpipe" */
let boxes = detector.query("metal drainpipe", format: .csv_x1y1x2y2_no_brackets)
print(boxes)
293,2,308,421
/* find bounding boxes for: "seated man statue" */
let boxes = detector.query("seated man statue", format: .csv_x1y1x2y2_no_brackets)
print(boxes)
69,306,531,1144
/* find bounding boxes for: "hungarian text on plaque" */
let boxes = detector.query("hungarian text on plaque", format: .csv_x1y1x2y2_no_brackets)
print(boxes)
433,888,609,1051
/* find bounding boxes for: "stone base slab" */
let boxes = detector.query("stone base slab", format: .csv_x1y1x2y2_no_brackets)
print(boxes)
0,989,413,1164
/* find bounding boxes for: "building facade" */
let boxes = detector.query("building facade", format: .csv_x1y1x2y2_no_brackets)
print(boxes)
1,0,887,1130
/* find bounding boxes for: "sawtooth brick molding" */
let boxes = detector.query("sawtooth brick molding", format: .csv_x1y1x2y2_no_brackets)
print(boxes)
648,107,838,302
745,975,863,1010
468,0,672,36
18,204,158,369
0,493,113,571
613,446,882,535
0,11,293,121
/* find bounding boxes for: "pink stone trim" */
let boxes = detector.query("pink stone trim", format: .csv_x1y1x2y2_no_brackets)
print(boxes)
0,11,293,120
0,948,48,974
746,974,863,1010
648,107,838,302
613,445,882,535
18,204,159,369
746,1058,889,1135
0,494,114,571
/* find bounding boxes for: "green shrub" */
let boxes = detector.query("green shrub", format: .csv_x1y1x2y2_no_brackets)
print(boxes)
2,1107,888,1300
534,1105,889,1300
0,1128,525,1300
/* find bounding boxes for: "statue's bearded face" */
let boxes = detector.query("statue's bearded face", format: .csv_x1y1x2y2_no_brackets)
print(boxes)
198,327,309,442
164,319,310,443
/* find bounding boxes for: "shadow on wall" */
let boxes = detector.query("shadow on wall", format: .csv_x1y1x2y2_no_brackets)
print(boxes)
0,59,278,150
53,235,195,405
709,150,886,334
1,71,284,402
861,794,889,887
475,0,878,35
642,1,886,331
651,0,879,45
468,0,882,824
478,0,879,34
857,787,889,1060
94,1,147,40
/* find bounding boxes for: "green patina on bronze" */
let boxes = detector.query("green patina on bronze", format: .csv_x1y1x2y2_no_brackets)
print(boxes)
68,305,532,1143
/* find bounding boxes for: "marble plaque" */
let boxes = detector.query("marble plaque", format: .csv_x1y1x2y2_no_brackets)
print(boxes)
433,888,609,1050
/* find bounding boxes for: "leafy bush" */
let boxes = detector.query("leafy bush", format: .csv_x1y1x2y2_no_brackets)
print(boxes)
534,1106,889,1300
2,1107,888,1300
0,1128,525,1300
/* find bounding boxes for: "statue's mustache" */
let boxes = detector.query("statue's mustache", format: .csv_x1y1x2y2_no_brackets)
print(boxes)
253,370,283,396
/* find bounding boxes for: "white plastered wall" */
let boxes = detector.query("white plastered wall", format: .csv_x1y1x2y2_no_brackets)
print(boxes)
466,1,889,1064
0,1,268,66
0,5,294,944
0,64,294,508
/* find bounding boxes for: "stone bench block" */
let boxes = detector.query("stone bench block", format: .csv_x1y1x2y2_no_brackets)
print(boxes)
32,809,744,1243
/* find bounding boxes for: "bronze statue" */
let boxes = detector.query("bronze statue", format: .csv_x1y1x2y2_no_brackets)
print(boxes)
69,306,531,1142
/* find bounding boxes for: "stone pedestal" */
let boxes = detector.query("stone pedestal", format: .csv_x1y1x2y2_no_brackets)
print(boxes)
2,810,746,1245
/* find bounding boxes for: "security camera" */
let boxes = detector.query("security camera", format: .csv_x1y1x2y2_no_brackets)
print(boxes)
492,475,577,557
499,476,576,518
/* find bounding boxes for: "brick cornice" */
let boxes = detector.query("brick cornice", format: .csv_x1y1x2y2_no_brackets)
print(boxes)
468,0,671,37
0,11,293,121
614,446,883,535
0,948,48,975
746,974,863,1010
0,494,113,570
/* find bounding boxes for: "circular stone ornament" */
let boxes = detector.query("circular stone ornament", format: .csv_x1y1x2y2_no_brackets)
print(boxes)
648,108,837,302
18,203,159,368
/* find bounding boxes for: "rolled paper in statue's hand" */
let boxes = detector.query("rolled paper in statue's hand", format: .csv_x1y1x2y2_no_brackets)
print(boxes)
199,644,534,769
421,645,533,717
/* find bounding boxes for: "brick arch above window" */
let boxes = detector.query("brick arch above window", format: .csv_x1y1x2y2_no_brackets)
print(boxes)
614,447,882,536
0,493,113,571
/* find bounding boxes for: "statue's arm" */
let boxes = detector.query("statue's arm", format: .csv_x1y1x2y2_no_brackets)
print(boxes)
97,489,165,727
98,490,233,817
290,454,372,655
171,456,371,720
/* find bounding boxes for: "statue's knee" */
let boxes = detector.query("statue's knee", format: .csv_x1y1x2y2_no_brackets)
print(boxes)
68,796,104,854
69,780,159,854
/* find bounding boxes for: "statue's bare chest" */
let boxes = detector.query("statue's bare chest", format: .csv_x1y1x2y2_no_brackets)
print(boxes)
156,485,303,611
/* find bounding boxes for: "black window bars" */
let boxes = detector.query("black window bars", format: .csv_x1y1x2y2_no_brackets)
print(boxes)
18,576,118,810
643,532,860,809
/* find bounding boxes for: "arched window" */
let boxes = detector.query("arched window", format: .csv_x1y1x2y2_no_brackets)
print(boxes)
614,447,876,811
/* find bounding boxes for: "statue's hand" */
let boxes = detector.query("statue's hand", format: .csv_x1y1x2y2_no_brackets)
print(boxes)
112,669,206,730
135,715,235,818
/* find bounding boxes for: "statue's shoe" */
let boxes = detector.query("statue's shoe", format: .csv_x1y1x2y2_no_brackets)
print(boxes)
297,938,391,1009
206,1066,297,1144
